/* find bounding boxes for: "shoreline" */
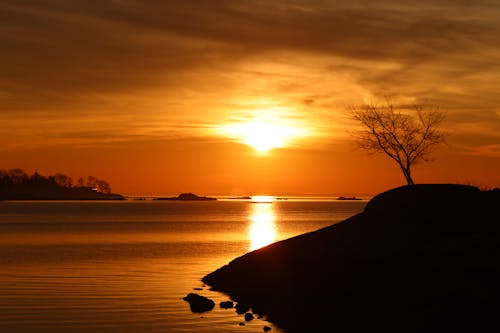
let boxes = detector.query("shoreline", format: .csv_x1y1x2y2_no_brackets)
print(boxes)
0,194,126,201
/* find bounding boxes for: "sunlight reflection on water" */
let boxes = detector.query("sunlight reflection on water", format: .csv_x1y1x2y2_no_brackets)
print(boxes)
0,200,366,333
248,203,276,251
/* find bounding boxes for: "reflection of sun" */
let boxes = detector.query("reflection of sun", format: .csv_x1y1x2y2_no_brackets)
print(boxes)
251,195,274,203
249,203,276,251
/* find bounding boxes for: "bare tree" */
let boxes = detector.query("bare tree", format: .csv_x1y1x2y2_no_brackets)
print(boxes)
95,179,111,194
86,176,97,188
53,173,72,188
350,102,446,185
77,177,85,187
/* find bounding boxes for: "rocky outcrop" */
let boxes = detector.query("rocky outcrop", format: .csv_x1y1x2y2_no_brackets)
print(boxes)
203,184,500,332
155,193,217,201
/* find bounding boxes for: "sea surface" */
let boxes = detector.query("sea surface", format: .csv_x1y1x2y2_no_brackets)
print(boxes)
0,197,367,333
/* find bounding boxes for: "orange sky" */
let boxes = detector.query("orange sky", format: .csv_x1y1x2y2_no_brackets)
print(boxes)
1,1,499,196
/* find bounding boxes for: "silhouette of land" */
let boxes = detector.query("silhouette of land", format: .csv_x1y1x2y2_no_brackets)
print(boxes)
0,169,124,200
336,196,362,200
154,193,217,201
226,196,252,200
203,184,500,332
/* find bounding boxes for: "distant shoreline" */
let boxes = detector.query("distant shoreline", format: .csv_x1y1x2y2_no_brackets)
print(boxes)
0,169,125,201
125,195,371,201
0,191,126,201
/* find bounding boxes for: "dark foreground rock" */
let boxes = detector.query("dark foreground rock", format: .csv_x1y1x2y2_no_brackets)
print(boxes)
183,293,215,313
203,184,500,332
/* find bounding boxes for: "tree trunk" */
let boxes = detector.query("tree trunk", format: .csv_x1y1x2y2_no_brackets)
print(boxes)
400,165,415,186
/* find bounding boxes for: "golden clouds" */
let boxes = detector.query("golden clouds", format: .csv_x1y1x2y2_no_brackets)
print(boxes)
1,0,499,191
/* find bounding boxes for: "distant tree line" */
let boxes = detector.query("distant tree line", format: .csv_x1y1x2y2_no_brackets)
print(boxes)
0,169,112,194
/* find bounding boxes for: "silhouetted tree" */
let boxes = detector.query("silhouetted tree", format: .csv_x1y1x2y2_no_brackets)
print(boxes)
86,176,97,188
54,173,72,188
77,177,85,187
30,172,44,184
95,179,111,194
7,169,28,184
0,170,115,198
350,102,446,185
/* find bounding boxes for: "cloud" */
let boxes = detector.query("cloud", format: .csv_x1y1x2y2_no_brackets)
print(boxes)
1,1,497,94
1,0,500,150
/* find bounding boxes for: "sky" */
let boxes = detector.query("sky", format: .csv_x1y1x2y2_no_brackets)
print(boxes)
1,0,499,196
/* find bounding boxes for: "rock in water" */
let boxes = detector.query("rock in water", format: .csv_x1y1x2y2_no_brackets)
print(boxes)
183,293,215,313
220,301,234,309
235,302,250,314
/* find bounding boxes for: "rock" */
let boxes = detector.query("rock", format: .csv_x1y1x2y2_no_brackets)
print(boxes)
239,322,246,326
263,326,272,332
244,312,254,321
183,293,215,313
336,196,361,200
220,301,234,309
235,303,250,314
155,193,217,201
203,185,500,332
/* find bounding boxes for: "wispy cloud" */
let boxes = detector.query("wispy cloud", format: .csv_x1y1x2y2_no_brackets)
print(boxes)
1,0,500,154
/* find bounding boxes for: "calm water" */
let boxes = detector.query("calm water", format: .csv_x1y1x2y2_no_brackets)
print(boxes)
0,198,367,333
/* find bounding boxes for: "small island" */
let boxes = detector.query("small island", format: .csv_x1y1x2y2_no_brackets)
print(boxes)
336,196,362,200
226,196,252,200
0,169,125,200
154,193,217,201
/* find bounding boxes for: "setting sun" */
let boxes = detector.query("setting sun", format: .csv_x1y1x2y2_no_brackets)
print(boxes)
243,122,286,152
219,117,310,153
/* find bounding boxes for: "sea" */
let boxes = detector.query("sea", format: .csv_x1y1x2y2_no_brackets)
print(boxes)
0,197,367,333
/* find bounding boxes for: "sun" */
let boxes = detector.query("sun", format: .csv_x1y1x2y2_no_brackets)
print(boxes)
220,119,308,153
242,122,286,152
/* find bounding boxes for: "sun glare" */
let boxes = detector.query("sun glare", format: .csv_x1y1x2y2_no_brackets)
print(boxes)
242,122,286,152
251,195,275,203
220,119,308,153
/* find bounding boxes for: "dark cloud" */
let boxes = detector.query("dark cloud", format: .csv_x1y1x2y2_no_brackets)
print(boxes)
1,1,498,98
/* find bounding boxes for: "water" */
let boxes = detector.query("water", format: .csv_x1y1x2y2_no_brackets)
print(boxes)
0,198,367,332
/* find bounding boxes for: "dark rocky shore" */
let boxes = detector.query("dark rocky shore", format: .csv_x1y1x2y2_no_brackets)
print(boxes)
203,184,500,332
